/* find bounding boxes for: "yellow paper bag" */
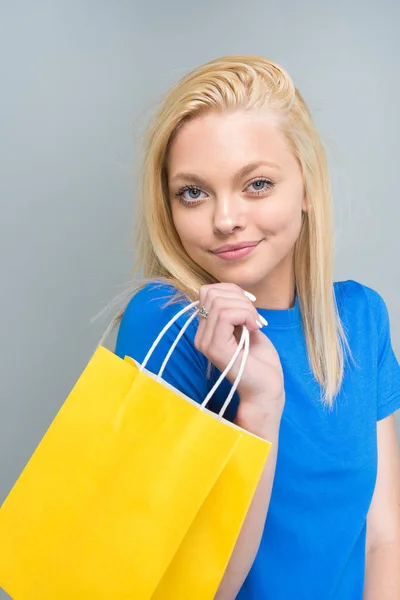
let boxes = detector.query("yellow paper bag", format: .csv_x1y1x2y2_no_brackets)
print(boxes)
151,417,270,599
0,300,271,600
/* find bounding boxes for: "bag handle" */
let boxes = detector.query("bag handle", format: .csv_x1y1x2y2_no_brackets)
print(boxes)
140,300,249,419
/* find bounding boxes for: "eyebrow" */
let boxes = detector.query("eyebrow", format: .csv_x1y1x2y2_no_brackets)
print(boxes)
169,161,281,187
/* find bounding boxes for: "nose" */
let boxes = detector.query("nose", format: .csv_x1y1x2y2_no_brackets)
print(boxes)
212,195,246,235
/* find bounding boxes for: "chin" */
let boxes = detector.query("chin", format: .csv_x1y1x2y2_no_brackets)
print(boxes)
200,254,273,286
212,271,265,288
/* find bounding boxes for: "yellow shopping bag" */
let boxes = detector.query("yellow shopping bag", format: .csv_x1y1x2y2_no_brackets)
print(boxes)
0,299,271,600
151,411,270,599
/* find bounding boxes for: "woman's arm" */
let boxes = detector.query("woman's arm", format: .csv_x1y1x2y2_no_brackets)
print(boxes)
214,400,283,600
364,414,400,599
193,283,287,600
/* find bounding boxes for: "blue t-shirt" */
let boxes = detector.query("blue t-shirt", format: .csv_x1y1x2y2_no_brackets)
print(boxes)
114,279,400,600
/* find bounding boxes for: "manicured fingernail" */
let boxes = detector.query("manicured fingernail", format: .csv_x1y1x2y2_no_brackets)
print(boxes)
258,314,268,326
256,320,263,328
244,291,256,302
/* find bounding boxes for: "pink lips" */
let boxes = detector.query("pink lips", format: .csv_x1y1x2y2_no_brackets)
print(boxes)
212,240,262,261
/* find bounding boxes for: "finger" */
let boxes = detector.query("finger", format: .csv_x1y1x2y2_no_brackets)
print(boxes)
199,283,254,313
195,292,248,348
197,286,261,348
198,285,261,332
196,305,259,375
197,288,256,338
197,296,260,351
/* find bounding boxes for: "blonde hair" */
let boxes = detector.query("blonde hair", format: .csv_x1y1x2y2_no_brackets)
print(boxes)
98,54,353,407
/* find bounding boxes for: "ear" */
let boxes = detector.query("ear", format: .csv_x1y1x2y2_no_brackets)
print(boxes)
301,195,308,213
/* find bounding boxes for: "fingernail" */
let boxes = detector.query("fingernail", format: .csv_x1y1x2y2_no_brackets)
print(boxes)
256,320,263,328
244,291,256,302
258,314,268,326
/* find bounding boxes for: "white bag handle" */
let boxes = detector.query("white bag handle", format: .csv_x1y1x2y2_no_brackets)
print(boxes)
140,300,249,418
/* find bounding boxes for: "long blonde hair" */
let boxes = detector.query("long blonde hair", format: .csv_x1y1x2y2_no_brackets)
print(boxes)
97,54,352,407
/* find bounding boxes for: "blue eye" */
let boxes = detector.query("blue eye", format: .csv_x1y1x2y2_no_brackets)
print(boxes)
248,178,274,194
175,186,206,206
175,177,274,207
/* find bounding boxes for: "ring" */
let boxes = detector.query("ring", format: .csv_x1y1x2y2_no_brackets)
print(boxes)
199,305,209,319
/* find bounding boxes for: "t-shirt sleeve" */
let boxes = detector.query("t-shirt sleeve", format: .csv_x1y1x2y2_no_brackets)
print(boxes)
364,285,400,421
114,283,209,405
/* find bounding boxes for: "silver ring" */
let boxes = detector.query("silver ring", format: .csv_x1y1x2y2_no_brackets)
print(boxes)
199,305,209,319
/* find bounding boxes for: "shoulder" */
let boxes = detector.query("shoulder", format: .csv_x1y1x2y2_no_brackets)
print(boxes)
114,281,210,405
115,281,207,376
122,281,185,317
334,278,380,304
334,279,388,328
334,280,395,369
120,281,200,334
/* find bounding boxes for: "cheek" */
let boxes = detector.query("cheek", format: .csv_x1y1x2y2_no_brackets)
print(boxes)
171,207,202,248
255,201,300,233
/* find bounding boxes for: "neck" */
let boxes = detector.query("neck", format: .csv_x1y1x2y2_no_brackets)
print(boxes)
246,259,296,310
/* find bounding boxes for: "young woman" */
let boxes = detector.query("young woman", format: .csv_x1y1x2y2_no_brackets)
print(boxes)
113,55,400,599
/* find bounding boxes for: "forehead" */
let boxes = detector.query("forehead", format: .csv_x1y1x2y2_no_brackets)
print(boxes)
167,110,294,175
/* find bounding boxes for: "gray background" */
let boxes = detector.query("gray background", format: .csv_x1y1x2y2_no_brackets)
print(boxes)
0,1,399,595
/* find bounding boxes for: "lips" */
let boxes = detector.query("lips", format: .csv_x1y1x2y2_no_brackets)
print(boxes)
212,240,261,254
211,240,262,261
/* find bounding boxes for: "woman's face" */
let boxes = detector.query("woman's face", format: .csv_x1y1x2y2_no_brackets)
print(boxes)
167,109,307,304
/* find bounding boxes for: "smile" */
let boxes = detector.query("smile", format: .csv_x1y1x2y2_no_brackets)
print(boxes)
212,241,262,261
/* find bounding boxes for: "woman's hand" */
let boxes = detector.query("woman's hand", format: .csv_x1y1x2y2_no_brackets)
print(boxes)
194,283,285,422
